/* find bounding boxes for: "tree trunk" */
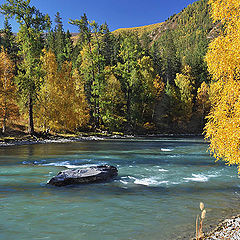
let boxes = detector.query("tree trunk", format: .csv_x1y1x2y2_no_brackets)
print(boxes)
126,88,132,132
2,117,6,135
28,95,34,136
2,76,7,135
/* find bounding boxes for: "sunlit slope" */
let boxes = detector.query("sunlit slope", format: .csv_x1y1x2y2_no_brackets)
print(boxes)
113,22,163,36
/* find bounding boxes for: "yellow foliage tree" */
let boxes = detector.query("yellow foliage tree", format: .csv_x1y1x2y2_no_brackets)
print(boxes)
36,49,58,132
205,0,240,169
174,65,195,121
197,81,211,116
36,50,90,133
153,75,165,101
0,47,19,134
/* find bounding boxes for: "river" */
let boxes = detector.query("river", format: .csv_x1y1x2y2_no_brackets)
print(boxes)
0,137,239,240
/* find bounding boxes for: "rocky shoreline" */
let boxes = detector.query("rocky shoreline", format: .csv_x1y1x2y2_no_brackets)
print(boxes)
0,133,204,147
0,134,130,147
202,215,240,240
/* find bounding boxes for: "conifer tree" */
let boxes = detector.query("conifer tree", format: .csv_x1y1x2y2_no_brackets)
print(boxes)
70,14,106,130
0,17,18,65
54,12,66,65
117,32,143,131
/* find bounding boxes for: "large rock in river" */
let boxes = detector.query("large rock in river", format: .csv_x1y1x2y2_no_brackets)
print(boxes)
47,165,118,186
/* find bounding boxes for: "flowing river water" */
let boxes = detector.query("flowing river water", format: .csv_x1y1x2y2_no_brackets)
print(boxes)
0,137,240,240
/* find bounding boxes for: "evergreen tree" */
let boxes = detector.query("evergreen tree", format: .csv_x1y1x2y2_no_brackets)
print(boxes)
64,29,73,61
158,30,180,83
54,12,66,65
0,17,18,64
117,32,144,131
70,14,106,130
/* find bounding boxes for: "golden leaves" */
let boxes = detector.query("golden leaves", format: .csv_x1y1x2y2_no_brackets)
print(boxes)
36,50,89,132
0,47,19,130
205,0,240,170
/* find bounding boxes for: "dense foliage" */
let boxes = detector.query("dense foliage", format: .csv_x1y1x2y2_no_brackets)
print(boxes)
205,0,240,169
0,0,215,135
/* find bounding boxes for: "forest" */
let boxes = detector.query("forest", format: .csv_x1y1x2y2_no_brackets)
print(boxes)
0,0,230,137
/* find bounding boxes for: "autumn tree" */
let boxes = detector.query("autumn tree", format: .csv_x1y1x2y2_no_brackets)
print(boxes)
174,65,195,122
205,0,240,169
36,49,58,132
0,47,19,134
138,56,160,124
0,0,50,135
196,81,210,128
37,50,89,132
54,62,89,132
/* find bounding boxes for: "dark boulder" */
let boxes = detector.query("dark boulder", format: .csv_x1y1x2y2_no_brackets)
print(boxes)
47,165,118,186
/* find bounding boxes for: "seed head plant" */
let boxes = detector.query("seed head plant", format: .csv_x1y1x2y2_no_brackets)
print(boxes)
196,202,206,240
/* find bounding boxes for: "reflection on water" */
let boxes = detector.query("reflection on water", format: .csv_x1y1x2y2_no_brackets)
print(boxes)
0,137,239,240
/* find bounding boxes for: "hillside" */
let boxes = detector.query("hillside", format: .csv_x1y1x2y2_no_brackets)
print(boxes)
112,22,163,37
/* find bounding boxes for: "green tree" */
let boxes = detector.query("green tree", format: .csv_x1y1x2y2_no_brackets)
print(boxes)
100,67,125,131
116,32,143,131
174,65,195,122
0,0,50,135
70,14,107,130
0,17,18,63
158,31,180,83
54,12,66,65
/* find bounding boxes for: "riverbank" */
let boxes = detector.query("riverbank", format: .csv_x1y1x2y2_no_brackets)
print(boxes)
0,132,205,147
0,134,127,147
203,214,240,239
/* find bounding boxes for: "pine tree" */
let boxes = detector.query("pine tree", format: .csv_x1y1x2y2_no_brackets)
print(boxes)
117,32,143,131
54,12,66,65
0,17,18,65
70,14,106,130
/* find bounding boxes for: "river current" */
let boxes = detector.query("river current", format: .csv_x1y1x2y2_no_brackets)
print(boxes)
0,137,239,240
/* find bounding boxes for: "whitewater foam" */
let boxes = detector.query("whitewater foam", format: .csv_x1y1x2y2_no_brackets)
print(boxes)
134,178,168,186
119,180,128,185
184,174,209,182
161,148,173,152
158,168,169,172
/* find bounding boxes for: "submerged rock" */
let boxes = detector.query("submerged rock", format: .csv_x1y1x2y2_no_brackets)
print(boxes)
47,165,118,186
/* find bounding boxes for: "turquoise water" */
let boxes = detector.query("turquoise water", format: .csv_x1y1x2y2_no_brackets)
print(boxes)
0,137,240,240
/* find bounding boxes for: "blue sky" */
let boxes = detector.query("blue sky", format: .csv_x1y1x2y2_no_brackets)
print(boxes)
0,0,197,32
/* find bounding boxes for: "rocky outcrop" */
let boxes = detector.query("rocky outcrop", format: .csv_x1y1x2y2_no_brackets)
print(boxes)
47,165,118,186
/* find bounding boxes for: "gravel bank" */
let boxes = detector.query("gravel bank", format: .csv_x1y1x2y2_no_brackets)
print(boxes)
203,215,240,240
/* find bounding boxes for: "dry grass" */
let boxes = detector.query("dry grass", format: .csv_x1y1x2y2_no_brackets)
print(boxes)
70,22,163,44
112,22,163,37
196,202,207,240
